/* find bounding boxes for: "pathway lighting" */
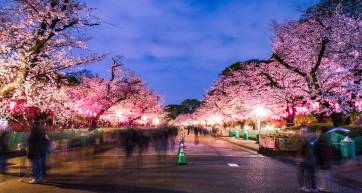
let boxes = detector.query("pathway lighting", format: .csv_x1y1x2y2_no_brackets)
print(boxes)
254,106,267,118
9,101,17,112
152,118,160,125
254,106,268,131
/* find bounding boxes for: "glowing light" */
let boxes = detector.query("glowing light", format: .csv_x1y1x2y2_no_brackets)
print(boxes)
296,106,308,115
254,106,268,117
262,125,275,131
288,108,293,115
243,125,252,130
270,115,280,120
116,111,124,118
152,118,160,125
311,102,319,109
356,100,362,111
0,118,8,129
142,116,148,121
282,113,288,118
207,115,222,125
9,101,16,111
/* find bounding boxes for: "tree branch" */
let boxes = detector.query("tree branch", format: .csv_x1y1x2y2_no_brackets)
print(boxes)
271,53,308,78
310,38,329,91
260,72,283,89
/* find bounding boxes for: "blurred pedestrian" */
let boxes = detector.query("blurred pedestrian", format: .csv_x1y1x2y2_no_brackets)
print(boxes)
169,128,176,151
89,120,98,145
316,127,342,192
27,119,47,184
138,131,149,155
0,128,10,174
194,127,199,145
40,133,50,176
122,129,137,158
297,130,318,192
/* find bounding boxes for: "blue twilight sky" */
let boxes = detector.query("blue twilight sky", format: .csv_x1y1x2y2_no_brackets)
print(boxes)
84,0,319,104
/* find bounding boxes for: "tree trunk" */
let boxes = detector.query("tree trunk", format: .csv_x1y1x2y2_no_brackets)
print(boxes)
0,67,28,97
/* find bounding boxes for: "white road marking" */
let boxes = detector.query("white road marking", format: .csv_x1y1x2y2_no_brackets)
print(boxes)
227,163,239,167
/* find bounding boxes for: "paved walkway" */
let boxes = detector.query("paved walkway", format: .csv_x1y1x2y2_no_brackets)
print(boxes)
0,136,360,193
222,136,362,190
220,137,259,152
0,145,110,183
2,135,358,193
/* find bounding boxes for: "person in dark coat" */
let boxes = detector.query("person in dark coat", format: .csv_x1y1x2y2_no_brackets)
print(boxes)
122,129,137,158
40,133,50,176
315,127,342,192
0,129,9,174
298,133,318,192
27,121,47,184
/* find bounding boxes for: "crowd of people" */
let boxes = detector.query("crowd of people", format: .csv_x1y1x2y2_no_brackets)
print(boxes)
118,128,178,157
0,118,179,184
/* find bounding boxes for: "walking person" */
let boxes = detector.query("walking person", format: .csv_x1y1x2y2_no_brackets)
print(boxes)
0,128,10,174
316,127,342,192
27,119,47,184
297,129,318,192
40,133,50,176
194,127,200,145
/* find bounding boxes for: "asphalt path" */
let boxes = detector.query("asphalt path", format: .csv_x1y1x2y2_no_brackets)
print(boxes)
0,136,359,193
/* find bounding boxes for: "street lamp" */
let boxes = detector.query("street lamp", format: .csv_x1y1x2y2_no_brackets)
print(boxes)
254,106,267,131
253,106,269,145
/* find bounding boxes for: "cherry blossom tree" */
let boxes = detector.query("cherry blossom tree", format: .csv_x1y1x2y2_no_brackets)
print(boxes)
65,57,165,127
0,0,101,120
66,58,143,119
180,9,361,127
269,10,361,124
193,60,295,126
106,85,165,126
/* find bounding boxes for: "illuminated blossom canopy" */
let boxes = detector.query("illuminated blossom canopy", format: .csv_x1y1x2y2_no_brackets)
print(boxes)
64,57,165,126
0,0,101,119
270,10,361,117
175,9,361,127
0,1,165,126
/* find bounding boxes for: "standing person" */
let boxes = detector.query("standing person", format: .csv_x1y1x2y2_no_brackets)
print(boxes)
123,129,136,158
27,119,47,184
194,127,200,145
0,128,9,174
297,130,318,192
316,127,342,192
40,133,50,176
89,120,98,146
